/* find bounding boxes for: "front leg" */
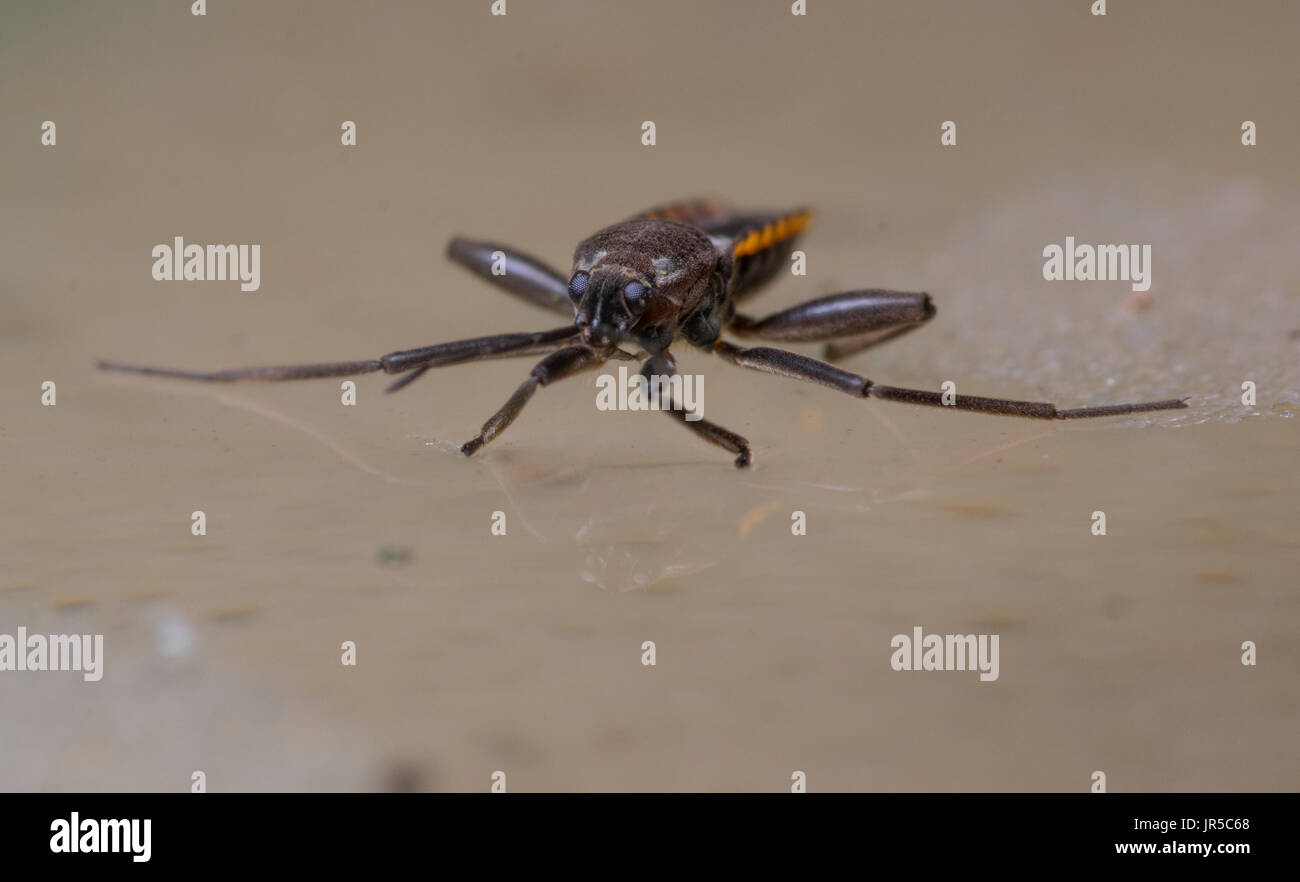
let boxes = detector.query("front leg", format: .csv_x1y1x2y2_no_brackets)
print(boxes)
640,352,753,467
461,345,610,456
98,326,583,393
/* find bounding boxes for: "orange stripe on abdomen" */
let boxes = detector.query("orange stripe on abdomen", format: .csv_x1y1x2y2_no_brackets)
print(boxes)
732,210,813,259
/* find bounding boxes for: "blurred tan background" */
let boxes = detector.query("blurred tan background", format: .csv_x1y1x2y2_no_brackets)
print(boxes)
1,0,1296,791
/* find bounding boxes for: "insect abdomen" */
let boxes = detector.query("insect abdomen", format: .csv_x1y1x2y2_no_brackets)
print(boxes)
726,209,812,298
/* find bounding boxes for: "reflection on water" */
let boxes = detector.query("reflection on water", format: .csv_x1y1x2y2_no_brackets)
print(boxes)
476,459,731,591
475,454,901,592
574,510,724,592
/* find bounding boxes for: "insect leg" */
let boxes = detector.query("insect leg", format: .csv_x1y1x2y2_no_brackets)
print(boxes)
446,237,575,315
640,352,752,467
460,345,609,457
712,340,1188,419
729,289,935,359
378,327,581,391
97,326,582,391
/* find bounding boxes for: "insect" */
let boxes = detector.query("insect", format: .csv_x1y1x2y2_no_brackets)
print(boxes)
98,199,1188,467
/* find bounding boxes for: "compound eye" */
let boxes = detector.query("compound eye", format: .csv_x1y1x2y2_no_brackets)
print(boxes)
623,280,648,312
568,272,589,300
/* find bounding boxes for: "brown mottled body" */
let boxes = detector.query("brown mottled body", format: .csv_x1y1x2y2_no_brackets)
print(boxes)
567,200,813,355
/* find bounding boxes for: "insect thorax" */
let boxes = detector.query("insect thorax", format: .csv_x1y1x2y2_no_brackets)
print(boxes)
571,220,725,352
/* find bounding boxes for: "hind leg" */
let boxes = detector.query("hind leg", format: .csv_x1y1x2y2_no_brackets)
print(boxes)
729,289,935,359
446,237,575,315
711,340,1188,420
